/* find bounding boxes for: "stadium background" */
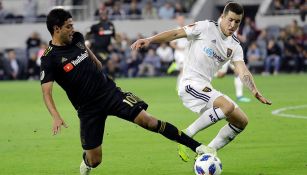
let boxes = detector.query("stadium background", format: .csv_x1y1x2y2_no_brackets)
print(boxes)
0,0,306,79
0,0,306,175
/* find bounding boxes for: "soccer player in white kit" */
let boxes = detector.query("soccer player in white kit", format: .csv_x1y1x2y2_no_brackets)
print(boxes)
169,15,189,89
131,2,272,161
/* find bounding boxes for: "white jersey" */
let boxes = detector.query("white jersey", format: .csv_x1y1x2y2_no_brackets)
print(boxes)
181,20,244,85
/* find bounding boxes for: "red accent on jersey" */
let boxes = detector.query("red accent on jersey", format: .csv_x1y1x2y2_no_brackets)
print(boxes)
63,63,74,72
99,28,104,35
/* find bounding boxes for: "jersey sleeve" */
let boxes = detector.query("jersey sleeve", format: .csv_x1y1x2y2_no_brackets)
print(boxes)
40,54,55,84
232,45,244,62
183,20,208,41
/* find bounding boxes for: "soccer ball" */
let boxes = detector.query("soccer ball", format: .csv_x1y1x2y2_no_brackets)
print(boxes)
194,153,222,175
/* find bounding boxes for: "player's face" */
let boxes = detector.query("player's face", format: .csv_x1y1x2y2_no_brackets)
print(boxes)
220,11,242,36
58,18,74,45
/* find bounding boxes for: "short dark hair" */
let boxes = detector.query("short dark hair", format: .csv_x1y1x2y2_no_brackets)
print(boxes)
223,2,244,16
46,8,72,35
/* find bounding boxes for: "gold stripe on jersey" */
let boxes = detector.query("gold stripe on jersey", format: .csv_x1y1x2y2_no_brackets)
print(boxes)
43,46,53,56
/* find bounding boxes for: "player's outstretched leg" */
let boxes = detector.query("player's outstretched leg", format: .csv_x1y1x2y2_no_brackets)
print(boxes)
133,110,211,162
177,128,218,162
178,143,217,162
177,129,190,161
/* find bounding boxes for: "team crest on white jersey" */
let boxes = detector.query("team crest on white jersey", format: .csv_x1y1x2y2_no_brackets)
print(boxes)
227,48,232,58
202,87,212,92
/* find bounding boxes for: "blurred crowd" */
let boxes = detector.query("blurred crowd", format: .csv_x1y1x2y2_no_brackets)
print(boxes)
273,0,306,11
2,0,305,24
239,18,307,75
0,32,47,80
271,0,307,22
0,0,193,24
92,0,191,20
0,0,306,81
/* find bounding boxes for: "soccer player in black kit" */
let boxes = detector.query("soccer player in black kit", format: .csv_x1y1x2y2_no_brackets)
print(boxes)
88,10,115,63
40,9,211,175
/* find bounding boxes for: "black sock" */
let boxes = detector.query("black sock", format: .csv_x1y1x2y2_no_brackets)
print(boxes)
154,120,201,152
83,152,91,167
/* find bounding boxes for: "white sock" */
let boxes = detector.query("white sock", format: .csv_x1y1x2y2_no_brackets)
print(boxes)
234,76,243,98
208,123,243,150
185,107,226,137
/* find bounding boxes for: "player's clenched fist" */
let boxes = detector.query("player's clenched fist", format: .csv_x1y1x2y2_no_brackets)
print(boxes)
131,38,150,50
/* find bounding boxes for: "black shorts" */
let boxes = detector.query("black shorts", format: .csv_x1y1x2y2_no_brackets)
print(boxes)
78,88,148,150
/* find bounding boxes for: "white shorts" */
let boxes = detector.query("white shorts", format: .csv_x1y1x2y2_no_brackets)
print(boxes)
178,82,238,115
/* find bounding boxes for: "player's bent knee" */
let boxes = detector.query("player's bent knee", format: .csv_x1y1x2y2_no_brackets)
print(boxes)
221,103,235,116
214,96,235,115
235,115,248,130
238,110,249,129
227,108,249,130
241,116,248,129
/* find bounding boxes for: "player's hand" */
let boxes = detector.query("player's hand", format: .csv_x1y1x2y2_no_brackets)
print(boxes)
130,38,150,50
52,117,68,135
254,91,272,105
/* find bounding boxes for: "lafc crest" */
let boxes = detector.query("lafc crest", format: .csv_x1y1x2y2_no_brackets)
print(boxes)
227,48,232,58
76,42,85,50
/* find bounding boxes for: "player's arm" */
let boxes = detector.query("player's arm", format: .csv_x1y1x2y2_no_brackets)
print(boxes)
131,28,186,50
85,45,103,70
41,82,68,135
233,61,272,105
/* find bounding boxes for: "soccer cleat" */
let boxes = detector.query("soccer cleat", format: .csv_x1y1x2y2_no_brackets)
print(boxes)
178,144,190,162
167,62,178,74
237,96,251,103
195,145,217,156
80,160,92,175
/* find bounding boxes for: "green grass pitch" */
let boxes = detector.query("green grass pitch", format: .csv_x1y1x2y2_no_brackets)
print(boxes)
0,74,307,175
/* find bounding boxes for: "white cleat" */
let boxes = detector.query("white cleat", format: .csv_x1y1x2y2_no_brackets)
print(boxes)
80,160,92,175
195,145,217,156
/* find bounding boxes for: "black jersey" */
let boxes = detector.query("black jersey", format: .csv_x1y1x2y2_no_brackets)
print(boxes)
90,20,115,52
40,32,116,110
